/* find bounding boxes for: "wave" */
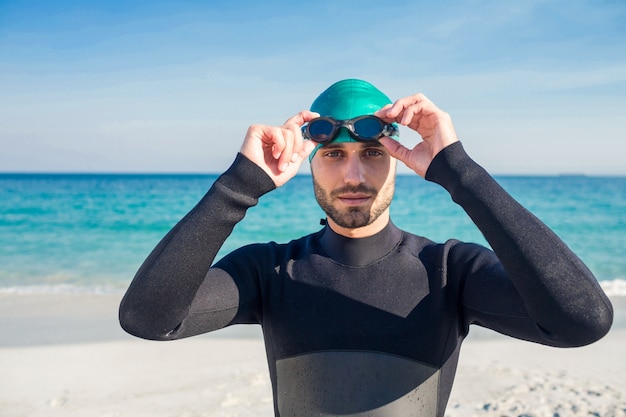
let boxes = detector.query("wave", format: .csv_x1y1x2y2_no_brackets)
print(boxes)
0,283,125,296
600,279,626,297
3,279,626,298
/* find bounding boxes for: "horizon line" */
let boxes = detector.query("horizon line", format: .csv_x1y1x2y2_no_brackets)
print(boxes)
1,171,624,178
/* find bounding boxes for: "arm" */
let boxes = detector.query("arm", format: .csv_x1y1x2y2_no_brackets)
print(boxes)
377,94,613,347
118,154,275,339
119,112,318,340
428,143,613,346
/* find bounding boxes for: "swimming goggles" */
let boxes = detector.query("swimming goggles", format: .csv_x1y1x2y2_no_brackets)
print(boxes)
301,115,399,143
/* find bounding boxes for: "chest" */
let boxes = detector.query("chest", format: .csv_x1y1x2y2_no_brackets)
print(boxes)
259,251,459,360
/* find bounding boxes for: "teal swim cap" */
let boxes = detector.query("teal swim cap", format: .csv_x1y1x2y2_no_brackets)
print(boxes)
308,79,398,161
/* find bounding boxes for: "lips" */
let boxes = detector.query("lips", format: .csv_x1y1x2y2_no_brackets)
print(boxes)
337,193,372,205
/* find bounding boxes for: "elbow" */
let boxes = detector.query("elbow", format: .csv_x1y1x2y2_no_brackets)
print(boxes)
574,295,614,346
118,299,173,341
119,308,156,341
543,301,614,347
118,316,145,341
577,302,614,346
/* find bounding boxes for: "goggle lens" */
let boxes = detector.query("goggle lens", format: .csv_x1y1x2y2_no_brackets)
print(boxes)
307,119,335,141
352,117,385,140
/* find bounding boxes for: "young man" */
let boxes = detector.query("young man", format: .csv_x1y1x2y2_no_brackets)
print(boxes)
119,79,613,416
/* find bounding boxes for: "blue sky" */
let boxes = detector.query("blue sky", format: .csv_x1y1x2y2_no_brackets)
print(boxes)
1,0,625,174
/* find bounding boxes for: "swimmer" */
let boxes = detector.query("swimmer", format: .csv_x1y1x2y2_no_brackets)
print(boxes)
119,79,613,416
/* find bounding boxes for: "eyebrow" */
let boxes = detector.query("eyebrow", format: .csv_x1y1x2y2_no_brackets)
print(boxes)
321,141,385,150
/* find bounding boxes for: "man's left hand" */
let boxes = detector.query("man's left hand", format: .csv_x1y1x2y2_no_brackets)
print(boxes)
374,93,458,178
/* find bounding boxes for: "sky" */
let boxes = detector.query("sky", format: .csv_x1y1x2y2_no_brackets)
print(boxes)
1,0,625,175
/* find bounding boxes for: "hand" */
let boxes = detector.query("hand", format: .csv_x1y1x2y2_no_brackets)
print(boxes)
239,110,319,187
374,93,458,177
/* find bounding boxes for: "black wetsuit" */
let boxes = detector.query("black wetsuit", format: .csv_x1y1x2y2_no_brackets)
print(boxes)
119,142,613,417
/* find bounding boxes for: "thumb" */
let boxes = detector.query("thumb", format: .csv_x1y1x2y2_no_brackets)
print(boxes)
300,139,318,160
380,137,411,165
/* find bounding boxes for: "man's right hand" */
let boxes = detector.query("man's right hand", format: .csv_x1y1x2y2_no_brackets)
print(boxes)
239,110,319,187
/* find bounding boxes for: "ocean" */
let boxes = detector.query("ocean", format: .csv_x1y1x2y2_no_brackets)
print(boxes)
1,173,625,296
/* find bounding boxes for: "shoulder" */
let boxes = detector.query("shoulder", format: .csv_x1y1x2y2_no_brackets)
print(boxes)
215,230,324,265
398,231,496,270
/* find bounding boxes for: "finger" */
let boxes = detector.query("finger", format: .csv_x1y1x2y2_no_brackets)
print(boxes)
268,126,286,160
282,122,319,167
289,137,317,164
284,122,304,163
379,136,411,164
408,95,447,123
384,93,428,120
398,102,422,126
282,110,320,164
301,139,318,159
373,104,393,120
284,110,320,127
278,128,295,172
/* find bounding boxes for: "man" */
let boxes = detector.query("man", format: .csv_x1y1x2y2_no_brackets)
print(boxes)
119,79,613,416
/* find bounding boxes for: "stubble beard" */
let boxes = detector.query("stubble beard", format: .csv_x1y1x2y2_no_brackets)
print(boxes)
312,176,395,229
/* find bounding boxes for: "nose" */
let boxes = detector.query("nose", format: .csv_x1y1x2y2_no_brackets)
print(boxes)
343,152,365,185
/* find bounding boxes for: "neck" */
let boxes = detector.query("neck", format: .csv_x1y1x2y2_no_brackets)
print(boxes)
318,218,401,266
326,210,390,238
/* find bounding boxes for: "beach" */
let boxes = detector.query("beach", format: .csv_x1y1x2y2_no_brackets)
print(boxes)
1,293,624,417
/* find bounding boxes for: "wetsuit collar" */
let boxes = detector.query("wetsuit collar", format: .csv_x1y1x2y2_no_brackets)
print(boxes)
318,220,402,267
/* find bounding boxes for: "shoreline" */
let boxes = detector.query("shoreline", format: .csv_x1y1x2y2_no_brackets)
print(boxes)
1,293,624,416
1,292,624,347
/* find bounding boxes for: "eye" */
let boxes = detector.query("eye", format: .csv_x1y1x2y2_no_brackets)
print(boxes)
322,149,344,158
363,148,384,158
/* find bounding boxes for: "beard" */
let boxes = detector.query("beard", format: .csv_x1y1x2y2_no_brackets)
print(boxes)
312,176,395,229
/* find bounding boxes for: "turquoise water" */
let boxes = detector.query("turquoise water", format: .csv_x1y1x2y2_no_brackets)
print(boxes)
1,173,624,295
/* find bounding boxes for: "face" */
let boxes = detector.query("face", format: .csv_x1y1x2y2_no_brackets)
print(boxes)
311,140,396,235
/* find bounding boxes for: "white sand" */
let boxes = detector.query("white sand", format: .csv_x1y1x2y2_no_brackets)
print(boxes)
1,294,624,417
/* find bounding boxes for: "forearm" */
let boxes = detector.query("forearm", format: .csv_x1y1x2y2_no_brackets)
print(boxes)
426,143,613,346
119,153,275,340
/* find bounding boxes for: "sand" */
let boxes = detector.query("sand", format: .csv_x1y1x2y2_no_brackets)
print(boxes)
1,293,624,417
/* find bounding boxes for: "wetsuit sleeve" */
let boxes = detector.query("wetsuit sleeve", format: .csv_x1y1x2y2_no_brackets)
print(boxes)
425,142,613,347
119,153,275,340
